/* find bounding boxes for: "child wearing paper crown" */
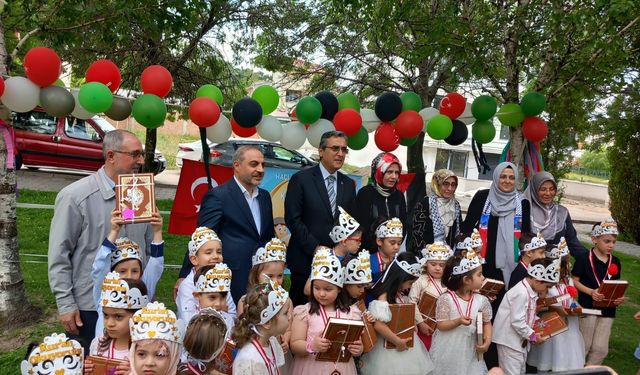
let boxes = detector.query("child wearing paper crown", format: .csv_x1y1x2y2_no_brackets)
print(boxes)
454,229,484,257
92,209,164,337
370,217,404,284
572,217,624,366
528,238,585,372
290,248,364,375
361,252,433,375
232,280,291,374
192,263,236,331
508,232,547,289
430,249,492,375
177,308,229,375
21,333,84,375
493,257,560,375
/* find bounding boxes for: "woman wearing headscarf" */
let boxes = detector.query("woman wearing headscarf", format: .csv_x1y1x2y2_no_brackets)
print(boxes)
354,152,407,252
523,171,587,257
410,169,463,251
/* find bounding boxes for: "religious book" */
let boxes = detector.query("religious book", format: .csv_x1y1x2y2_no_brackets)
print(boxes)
356,298,377,353
316,317,365,362
86,355,125,375
478,278,504,299
418,291,438,330
476,311,484,361
115,173,156,223
384,303,415,350
212,339,236,374
536,294,571,312
533,311,569,340
564,306,603,316
593,280,628,308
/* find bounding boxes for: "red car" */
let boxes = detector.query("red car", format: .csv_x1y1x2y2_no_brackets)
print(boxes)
12,109,166,174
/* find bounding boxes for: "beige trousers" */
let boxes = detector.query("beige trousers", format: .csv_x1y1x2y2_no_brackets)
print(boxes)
579,315,614,365
497,344,527,375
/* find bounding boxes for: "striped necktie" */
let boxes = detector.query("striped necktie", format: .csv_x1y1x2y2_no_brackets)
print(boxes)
326,175,336,215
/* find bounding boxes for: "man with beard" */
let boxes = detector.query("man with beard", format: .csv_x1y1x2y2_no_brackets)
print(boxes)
176,146,274,303
48,130,155,351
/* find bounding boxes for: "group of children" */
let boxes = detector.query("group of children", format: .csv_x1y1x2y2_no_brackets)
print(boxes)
22,205,625,375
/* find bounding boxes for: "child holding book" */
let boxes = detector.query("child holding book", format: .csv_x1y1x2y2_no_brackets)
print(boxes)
177,308,229,375
21,333,84,375
370,217,404,284
572,217,624,366
362,252,433,375
508,232,547,289
290,248,363,375
193,263,235,330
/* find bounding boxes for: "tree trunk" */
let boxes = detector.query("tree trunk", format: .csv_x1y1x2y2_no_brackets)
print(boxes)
143,128,157,173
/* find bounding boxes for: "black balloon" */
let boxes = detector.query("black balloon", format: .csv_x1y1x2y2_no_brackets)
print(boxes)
444,119,469,146
375,92,402,122
315,91,339,120
232,97,263,128
105,97,132,121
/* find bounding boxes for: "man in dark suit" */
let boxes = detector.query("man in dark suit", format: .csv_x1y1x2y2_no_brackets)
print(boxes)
285,131,356,305
176,146,274,303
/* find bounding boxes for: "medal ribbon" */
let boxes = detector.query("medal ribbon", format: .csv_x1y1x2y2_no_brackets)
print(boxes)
251,338,279,375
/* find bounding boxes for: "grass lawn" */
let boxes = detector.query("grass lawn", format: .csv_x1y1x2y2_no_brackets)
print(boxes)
2,189,639,373
564,172,609,185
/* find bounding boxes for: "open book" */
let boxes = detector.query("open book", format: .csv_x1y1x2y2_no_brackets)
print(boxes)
316,317,364,362
593,280,628,308
534,311,569,340
478,278,504,298
384,304,415,350
418,292,438,330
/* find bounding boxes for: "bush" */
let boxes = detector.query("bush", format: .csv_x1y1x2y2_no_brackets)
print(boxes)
578,149,610,172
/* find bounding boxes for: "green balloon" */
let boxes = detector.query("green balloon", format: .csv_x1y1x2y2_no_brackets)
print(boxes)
78,82,113,113
132,94,167,129
296,96,322,124
54,79,65,87
337,92,360,111
471,95,497,121
426,114,453,140
196,84,223,104
400,92,422,112
497,103,524,127
347,126,368,150
521,92,546,116
472,120,496,144
252,85,279,114
400,136,418,146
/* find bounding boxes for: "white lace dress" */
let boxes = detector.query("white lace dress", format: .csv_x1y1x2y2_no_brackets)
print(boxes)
232,336,285,375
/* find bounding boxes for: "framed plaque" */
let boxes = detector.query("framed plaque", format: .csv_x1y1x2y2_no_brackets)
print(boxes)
115,173,156,223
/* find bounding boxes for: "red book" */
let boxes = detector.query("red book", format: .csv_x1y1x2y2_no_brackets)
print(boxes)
593,280,628,308
316,317,364,362
115,173,156,223
478,278,504,299
86,356,125,375
356,299,377,353
534,311,568,340
384,304,415,349
418,292,438,330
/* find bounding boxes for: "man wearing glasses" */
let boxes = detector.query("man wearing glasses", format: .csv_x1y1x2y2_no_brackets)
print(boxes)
48,129,154,352
284,130,356,306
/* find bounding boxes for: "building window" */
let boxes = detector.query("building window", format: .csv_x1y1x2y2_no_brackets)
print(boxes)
285,90,302,102
476,152,501,180
499,125,510,140
435,149,468,177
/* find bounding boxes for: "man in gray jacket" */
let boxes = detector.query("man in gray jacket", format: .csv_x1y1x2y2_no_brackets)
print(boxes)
48,129,153,350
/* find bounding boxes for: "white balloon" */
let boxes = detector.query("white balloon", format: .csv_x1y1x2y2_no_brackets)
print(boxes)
306,118,335,148
280,121,307,150
257,115,283,142
419,107,439,130
360,108,381,133
71,90,95,120
1,76,40,113
206,114,232,144
459,102,475,125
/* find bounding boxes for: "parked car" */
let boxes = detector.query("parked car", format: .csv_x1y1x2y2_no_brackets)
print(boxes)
12,109,167,174
176,139,317,170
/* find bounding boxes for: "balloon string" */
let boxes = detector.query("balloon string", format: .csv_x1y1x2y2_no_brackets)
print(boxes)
199,127,212,189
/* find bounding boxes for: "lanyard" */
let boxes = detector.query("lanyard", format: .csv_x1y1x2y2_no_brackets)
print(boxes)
448,290,474,318
519,260,528,269
557,283,570,308
319,305,340,326
521,281,536,327
428,274,443,295
251,338,279,375
376,252,387,273
108,340,116,359
588,250,612,288
186,362,205,375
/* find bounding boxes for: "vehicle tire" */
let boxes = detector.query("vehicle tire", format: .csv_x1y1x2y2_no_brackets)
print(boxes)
15,153,22,170
27,166,40,171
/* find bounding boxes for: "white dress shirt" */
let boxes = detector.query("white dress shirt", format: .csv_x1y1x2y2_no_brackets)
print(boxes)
234,176,261,235
318,163,338,198
493,278,538,352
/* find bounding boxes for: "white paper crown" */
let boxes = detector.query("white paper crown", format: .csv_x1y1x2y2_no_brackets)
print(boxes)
421,242,454,262
189,227,221,256
311,247,344,287
329,206,360,243
195,263,232,293
545,237,570,259
100,271,148,309
258,279,290,324
522,232,547,252
21,333,83,375
452,249,483,275
375,217,403,238
397,256,422,278
187,307,229,360
252,238,287,266
455,229,483,251
527,258,561,283
591,217,618,237
130,302,185,343
111,237,142,267
344,250,373,284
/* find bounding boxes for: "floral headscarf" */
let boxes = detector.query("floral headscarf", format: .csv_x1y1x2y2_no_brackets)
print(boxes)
370,152,402,197
428,169,460,240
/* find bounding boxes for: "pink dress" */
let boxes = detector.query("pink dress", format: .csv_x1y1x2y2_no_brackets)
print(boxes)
290,303,361,375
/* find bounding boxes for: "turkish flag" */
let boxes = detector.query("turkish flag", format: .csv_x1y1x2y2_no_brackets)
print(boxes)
168,158,234,235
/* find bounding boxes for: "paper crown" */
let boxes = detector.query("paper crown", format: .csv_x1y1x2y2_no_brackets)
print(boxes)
130,302,184,343
527,258,561,283
252,238,287,266
455,229,483,251
329,206,360,243
452,249,483,275
189,227,221,256
545,237,570,259
100,271,148,309
311,247,344,287
195,263,232,293
591,217,618,237
396,256,422,278
522,232,547,252
21,333,84,375
111,237,142,267
421,242,454,262
344,250,373,284
186,308,229,360
258,279,290,324
375,217,403,238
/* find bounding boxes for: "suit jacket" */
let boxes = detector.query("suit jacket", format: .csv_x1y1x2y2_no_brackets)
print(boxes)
284,165,356,274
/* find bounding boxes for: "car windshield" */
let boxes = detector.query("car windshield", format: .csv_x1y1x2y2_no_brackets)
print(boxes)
92,116,116,133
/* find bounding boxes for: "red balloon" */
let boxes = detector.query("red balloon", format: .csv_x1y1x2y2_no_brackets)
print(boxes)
0,78,4,97
333,109,362,136
86,60,122,93
140,65,173,97
189,97,221,128
24,47,61,87
439,92,466,119
374,122,399,152
522,116,548,142
231,117,257,137
394,110,423,138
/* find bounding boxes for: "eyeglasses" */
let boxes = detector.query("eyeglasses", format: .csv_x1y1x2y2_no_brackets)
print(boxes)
325,146,349,154
114,150,145,159
442,182,458,189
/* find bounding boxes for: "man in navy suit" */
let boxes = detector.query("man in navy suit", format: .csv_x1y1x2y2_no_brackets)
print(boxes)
176,146,274,303
285,131,356,305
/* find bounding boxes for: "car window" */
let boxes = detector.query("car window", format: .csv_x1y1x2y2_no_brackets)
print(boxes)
11,111,57,135
270,145,298,162
65,117,101,141
92,116,116,133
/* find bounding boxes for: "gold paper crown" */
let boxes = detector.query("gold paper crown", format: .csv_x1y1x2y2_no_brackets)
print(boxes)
452,249,483,275
112,237,142,267
545,237,569,259
591,217,618,237
421,242,454,262
311,247,344,287
252,238,287,266
344,250,373,284
100,271,148,309
130,302,184,343
375,217,403,238
527,258,561,283
195,263,232,293
21,333,83,375
329,206,360,243
188,227,221,256
456,229,483,251
522,232,547,252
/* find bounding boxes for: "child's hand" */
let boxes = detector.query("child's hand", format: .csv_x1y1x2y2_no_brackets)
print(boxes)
613,296,625,306
634,311,640,320
150,210,163,233
83,358,94,375
418,321,433,335
108,209,125,242
394,337,412,352
312,336,331,352
173,278,184,302
363,311,376,323
458,316,472,326
476,338,490,353
347,339,363,357
280,335,290,354
590,289,605,302
114,357,130,375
